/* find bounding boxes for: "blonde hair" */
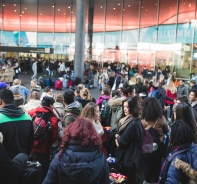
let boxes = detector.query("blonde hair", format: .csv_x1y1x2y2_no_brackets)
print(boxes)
80,102,98,121
13,79,21,85
80,88,92,101
77,84,85,89
167,82,176,94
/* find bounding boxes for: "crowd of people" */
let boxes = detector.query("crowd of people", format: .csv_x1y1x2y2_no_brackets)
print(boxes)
0,57,197,184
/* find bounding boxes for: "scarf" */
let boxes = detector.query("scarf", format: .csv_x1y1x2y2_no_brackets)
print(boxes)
118,115,136,133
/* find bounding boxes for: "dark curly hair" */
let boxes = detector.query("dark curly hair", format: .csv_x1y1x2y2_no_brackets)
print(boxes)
142,97,163,122
170,120,195,147
58,118,102,159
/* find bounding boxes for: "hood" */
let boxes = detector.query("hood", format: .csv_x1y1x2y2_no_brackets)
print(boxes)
108,97,124,109
65,101,82,114
191,101,197,108
99,95,110,100
31,106,53,114
59,145,105,183
53,102,64,109
0,104,24,118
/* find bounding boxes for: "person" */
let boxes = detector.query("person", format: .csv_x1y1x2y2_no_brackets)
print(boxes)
9,84,24,107
43,118,109,184
175,103,197,142
141,97,168,183
5,62,15,86
177,80,188,97
159,120,197,183
0,132,29,184
189,89,197,114
0,88,34,159
115,97,143,184
76,88,92,108
40,86,53,101
28,96,58,183
108,71,115,89
30,79,41,92
80,102,104,137
31,60,38,79
165,81,177,119
63,89,82,128
141,66,148,79
12,60,20,79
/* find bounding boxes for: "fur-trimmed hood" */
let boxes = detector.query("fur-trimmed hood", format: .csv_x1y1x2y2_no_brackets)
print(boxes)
108,97,125,110
175,158,197,183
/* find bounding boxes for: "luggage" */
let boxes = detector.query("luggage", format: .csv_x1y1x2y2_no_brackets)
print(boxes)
69,80,73,87
53,79,59,88
45,78,52,87
70,85,76,92
54,80,63,90
39,79,45,89
63,79,68,88
89,79,93,85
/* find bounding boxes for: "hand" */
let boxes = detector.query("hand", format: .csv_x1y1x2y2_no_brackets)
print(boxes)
115,134,119,138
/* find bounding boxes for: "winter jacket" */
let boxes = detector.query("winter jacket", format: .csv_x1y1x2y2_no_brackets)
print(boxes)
165,89,177,105
19,85,30,102
96,95,110,109
165,143,197,184
43,141,109,184
141,116,168,142
32,62,37,73
0,143,28,184
108,76,115,89
5,67,15,83
108,97,124,131
40,92,53,101
28,106,58,155
64,101,82,128
116,118,143,171
177,84,188,97
23,99,41,112
0,105,34,159
158,87,174,109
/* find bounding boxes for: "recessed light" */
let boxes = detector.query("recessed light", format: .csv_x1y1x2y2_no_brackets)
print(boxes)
113,8,115,10
58,9,60,11
25,7,27,9
20,15,22,16
14,4,16,6
40,13,42,15
189,3,191,7
100,6,102,8
22,11,24,13
71,12,73,13
128,5,130,7
141,6,143,8
52,5,54,8
155,3,157,5
68,6,70,9
170,7,171,9
146,9,148,11
2,4,5,6
14,10,16,12
118,4,120,5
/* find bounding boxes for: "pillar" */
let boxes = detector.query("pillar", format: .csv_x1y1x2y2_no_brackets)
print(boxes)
74,0,87,81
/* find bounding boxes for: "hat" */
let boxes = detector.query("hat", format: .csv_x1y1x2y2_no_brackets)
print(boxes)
0,82,8,89
10,85,20,95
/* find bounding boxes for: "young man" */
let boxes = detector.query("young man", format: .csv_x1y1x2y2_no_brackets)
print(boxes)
31,60,37,79
189,90,197,114
63,89,82,127
177,80,188,97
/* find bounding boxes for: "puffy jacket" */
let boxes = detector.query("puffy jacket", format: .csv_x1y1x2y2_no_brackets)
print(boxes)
96,95,110,109
28,106,58,155
165,90,177,105
177,84,188,97
43,141,109,184
165,143,197,184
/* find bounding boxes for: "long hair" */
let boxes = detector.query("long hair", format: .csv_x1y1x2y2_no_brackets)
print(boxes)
122,96,141,118
80,88,92,101
175,103,197,140
142,97,163,122
170,120,195,147
80,102,98,121
58,118,102,159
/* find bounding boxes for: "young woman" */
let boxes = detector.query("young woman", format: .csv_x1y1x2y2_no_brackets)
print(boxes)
80,102,104,137
40,86,53,101
141,97,168,183
76,88,93,108
43,118,109,184
115,97,143,184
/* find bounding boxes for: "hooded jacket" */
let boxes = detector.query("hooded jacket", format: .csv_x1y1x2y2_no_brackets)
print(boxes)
64,101,82,128
23,99,41,112
177,84,188,97
43,141,109,184
108,97,124,130
96,95,110,109
28,106,58,155
0,104,34,159
76,97,91,108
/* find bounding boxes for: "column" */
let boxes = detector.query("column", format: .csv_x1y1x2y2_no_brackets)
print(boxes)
74,0,87,81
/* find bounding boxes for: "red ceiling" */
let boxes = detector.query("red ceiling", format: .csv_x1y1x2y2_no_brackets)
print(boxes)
0,0,196,32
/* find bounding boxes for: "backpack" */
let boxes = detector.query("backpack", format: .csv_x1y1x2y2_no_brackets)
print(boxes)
142,119,162,157
53,108,66,139
100,99,110,119
32,112,52,148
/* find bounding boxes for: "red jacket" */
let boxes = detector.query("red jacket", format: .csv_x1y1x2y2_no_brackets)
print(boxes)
165,90,177,105
28,106,58,155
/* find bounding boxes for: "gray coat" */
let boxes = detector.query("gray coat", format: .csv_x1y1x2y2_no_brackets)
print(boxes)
177,84,188,97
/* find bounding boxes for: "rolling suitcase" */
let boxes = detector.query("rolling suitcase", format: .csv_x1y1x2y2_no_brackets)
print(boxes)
69,80,73,87
54,80,63,90
40,79,45,89
63,79,68,88
45,78,52,87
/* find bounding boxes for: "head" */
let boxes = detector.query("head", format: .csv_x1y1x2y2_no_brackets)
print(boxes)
44,86,53,95
0,82,9,89
30,91,40,100
170,120,195,147
80,88,92,101
54,93,64,104
58,118,102,159
123,96,141,117
142,97,163,122
80,102,100,121
122,85,135,97
111,90,120,98
13,79,21,85
189,90,197,103
179,80,185,86
0,89,14,107
30,79,37,87
77,84,85,90
41,96,55,108
101,86,110,96
176,95,189,104
175,103,197,132
190,80,196,87
63,89,75,105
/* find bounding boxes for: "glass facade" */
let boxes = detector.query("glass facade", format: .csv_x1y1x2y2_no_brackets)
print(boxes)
0,0,197,78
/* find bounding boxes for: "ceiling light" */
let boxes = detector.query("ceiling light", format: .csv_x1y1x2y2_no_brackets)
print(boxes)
14,4,16,6
189,3,191,7
68,6,70,9
20,15,22,16
183,3,185,4
123,9,125,11
25,7,27,9
146,9,148,11
100,6,102,8
40,13,42,15
145,14,146,15
14,10,16,12
52,5,54,8
141,6,143,8
128,5,130,7
71,12,73,13
118,4,120,5
2,4,5,6
169,7,171,9
113,8,115,10
155,3,157,5
58,9,60,11
22,11,24,13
